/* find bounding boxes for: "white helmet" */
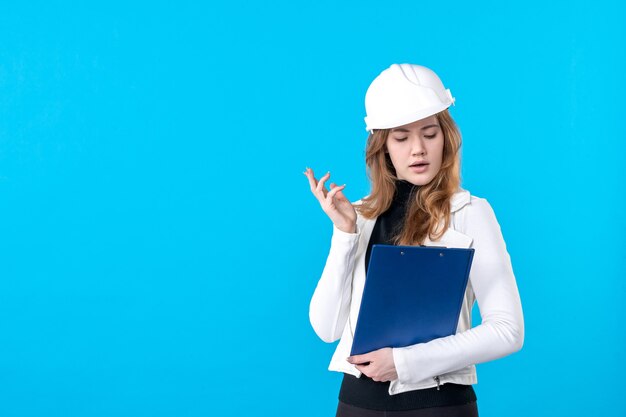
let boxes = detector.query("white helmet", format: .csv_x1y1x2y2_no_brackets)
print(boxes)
364,64,455,133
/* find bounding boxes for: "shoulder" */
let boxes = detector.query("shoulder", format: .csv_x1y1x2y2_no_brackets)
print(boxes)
453,189,499,223
438,188,492,214
454,190,504,236
453,188,491,209
452,188,494,215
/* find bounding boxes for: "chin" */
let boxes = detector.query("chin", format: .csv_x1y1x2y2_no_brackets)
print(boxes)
402,173,434,186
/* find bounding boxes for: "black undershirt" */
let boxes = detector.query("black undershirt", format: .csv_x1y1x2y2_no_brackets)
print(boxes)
338,179,477,411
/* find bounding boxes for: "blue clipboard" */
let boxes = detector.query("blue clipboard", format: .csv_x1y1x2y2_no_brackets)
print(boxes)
350,244,475,356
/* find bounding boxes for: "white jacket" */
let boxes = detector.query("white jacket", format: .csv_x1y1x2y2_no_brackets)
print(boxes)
309,189,524,396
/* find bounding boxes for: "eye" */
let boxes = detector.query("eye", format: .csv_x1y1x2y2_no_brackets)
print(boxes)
394,137,408,142
424,134,437,139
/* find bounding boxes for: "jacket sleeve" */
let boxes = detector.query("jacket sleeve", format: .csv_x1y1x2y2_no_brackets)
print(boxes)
391,197,525,384
309,219,361,343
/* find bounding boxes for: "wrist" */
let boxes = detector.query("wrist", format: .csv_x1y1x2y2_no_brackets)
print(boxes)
335,223,357,234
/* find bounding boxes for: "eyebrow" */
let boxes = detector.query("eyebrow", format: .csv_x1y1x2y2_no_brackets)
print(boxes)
391,124,440,132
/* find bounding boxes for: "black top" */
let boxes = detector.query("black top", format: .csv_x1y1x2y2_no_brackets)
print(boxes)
338,179,477,411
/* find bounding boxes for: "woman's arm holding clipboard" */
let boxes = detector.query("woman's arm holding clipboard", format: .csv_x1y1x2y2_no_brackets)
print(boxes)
309,221,361,343
391,197,525,384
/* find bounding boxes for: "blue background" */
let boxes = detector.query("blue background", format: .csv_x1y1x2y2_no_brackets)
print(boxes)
1,1,624,416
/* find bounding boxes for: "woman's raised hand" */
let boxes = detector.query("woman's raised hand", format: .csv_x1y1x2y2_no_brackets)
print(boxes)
303,167,357,234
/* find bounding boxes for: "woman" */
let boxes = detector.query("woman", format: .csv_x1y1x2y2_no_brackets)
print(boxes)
304,64,524,417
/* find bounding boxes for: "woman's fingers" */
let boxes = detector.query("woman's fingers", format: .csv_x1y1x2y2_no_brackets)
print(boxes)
305,167,356,232
326,183,346,203
315,171,330,198
304,168,330,200
304,168,346,209
329,182,348,202
304,168,318,191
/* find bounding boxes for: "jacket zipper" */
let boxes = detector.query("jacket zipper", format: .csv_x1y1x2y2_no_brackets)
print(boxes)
434,376,441,390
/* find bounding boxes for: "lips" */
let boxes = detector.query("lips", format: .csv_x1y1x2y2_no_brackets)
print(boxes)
409,161,429,173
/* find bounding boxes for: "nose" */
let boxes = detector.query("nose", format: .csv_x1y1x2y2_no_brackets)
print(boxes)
411,136,426,156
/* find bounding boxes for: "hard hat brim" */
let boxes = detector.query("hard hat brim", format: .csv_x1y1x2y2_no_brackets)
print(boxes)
364,102,453,132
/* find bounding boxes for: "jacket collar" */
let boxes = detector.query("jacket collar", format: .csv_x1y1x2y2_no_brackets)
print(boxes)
356,188,471,215
357,189,473,249
450,189,471,213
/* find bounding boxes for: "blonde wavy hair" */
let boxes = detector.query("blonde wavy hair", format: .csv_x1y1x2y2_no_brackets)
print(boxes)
354,109,462,245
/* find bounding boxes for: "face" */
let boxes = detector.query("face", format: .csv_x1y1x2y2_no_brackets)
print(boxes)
385,115,444,186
